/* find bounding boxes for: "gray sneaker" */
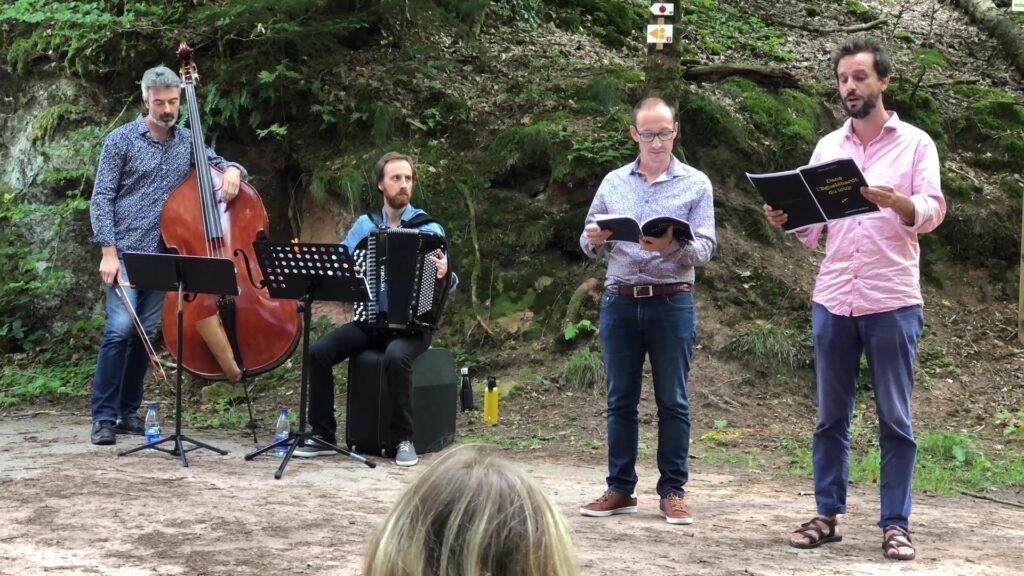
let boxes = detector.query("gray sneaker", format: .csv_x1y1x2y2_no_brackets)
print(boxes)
395,440,418,466
293,436,338,458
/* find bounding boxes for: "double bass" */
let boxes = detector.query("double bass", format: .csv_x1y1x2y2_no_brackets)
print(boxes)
160,42,301,381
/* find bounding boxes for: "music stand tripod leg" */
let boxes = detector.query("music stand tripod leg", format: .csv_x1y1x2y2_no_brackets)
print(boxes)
119,270,228,466
246,292,376,477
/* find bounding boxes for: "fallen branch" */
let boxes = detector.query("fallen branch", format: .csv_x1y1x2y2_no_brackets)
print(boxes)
766,17,888,35
683,64,800,88
958,489,1024,508
925,78,981,88
951,0,1024,79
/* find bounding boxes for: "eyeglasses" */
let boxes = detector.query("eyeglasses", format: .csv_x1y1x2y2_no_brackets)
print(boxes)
636,129,676,142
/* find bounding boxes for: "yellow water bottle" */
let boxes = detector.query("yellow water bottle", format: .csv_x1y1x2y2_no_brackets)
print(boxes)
483,376,499,426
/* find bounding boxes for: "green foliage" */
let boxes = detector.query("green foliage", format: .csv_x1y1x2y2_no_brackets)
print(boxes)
562,344,604,390
489,0,542,31
28,103,84,143
787,430,1024,493
720,77,818,169
949,85,1024,172
998,177,1024,201
885,81,947,154
996,408,1024,437
843,0,879,24
916,335,960,382
726,319,811,371
0,346,95,407
309,164,369,211
912,47,949,71
488,113,633,184
0,187,86,352
677,0,792,60
550,0,645,48
563,318,595,341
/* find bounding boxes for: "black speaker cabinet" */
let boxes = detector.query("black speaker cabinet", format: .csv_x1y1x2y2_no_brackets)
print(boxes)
346,347,457,456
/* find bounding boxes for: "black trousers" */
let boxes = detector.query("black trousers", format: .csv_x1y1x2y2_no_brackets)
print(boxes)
307,322,431,443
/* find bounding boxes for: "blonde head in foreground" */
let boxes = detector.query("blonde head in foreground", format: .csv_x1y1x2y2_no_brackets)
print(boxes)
364,445,578,576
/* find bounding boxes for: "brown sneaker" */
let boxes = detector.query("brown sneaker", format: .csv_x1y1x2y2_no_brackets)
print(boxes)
659,493,693,525
580,490,638,517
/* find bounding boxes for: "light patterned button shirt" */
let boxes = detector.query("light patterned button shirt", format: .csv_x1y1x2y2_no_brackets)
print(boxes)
795,112,945,316
580,156,717,287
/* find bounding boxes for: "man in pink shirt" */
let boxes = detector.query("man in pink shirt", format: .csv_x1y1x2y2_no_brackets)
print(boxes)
763,36,945,561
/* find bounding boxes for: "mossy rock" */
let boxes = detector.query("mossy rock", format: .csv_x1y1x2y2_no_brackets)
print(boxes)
719,77,819,170
940,170,982,202
843,0,879,24
949,85,1024,171
884,82,948,156
550,0,645,49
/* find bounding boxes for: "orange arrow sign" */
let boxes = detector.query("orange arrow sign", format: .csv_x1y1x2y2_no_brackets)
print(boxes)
646,25,673,43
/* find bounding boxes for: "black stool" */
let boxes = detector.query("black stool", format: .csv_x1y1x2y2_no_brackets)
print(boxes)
346,347,457,456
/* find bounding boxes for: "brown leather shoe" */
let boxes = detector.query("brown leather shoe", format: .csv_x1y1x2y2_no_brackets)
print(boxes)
659,493,693,525
580,490,638,517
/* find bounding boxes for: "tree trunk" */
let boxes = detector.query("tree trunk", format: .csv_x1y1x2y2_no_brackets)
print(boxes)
645,1,682,100
952,0,1024,79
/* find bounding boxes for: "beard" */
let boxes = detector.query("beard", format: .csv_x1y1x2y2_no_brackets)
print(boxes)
384,192,410,211
150,112,177,128
841,91,879,119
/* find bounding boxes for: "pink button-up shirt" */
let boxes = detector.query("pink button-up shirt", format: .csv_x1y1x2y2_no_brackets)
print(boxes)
795,112,945,317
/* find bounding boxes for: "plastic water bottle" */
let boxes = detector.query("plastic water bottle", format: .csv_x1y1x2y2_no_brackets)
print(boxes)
483,376,499,426
144,403,160,449
460,367,475,412
274,407,290,456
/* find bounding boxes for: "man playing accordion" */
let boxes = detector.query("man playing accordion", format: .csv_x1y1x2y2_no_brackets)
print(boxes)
296,152,455,466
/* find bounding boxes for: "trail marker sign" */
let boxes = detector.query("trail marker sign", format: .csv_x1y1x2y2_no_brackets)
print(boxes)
647,25,673,44
650,3,675,16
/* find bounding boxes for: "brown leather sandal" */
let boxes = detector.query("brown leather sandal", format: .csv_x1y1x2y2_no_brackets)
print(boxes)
789,515,842,549
882,525,916,561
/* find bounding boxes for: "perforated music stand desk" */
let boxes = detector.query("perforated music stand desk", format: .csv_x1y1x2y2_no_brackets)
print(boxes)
117,252,235,466
243,241,376,478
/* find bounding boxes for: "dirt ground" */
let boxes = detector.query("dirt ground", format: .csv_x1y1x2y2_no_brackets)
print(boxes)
1,413,1022,576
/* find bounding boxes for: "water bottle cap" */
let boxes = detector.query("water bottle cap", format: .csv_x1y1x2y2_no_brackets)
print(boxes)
487,376,496,389
461,367,469,375
279,407,288,414
148,402,156,409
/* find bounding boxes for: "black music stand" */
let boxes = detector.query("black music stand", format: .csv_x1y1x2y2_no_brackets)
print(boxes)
117,252,233,466
243,241,376,478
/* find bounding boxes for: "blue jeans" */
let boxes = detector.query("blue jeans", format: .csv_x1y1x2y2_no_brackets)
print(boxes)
599,289,696,498
811,303,923,529
91,260,163,423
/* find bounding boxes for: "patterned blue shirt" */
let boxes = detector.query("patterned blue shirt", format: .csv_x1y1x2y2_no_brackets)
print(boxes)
89,114,248,254
580,155,717,287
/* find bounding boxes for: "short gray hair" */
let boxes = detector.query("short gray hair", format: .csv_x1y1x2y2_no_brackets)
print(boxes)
140,66,181,101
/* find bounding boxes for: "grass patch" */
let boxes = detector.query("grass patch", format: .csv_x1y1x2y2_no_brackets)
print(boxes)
785,430,1024,493
725,319,811,370
562,345,604,391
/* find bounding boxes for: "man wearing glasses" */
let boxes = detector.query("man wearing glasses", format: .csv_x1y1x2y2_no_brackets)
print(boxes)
579,96,717,524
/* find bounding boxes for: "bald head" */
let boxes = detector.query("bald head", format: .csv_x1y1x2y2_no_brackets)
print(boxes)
632,97,676,125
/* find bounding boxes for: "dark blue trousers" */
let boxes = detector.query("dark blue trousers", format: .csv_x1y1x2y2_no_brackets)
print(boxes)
599,289,696,498
811,303,923,529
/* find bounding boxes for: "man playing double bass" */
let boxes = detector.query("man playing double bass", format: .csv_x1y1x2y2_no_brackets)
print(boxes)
88,65,248,446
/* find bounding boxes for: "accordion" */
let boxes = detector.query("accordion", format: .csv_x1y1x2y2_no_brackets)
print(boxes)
353,229,450,334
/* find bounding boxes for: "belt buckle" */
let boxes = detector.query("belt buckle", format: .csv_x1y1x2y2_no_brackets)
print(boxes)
632,285,654,298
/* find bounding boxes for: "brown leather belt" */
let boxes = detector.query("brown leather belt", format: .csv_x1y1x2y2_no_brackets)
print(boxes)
613,282,692,298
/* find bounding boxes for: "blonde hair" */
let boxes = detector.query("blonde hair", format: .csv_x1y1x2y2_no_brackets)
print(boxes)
364,446,578,576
